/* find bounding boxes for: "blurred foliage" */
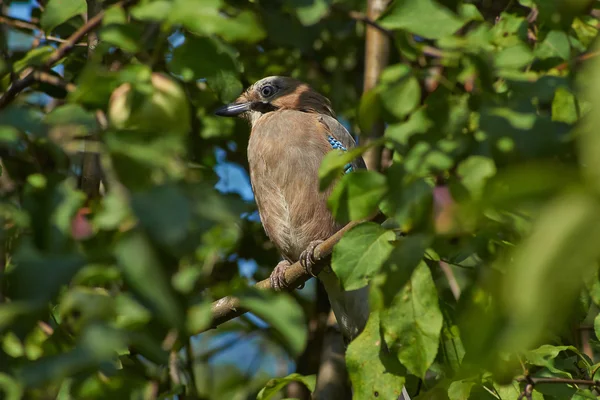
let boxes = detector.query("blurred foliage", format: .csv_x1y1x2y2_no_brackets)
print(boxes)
0,0,600,399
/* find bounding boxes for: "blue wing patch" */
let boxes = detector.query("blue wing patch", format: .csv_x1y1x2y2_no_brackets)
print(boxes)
327,135,354,174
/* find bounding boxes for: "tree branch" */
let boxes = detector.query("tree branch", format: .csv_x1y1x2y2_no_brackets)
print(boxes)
0,0,137,109
79,0,103,199
0,16,87,46
360,0,391,172
346,10,392,38
202,218,368,333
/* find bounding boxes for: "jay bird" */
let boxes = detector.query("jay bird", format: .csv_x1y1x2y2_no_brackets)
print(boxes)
215,76,370,342
216,77,412,400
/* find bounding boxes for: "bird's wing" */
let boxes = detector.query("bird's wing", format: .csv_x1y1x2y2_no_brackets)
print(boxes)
317,115,367,171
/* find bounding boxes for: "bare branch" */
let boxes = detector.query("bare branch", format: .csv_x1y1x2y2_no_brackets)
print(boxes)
346,10,392,38
0,0,137,109
516,376,600,386
202,218,369,333
360,0,391,172
0,16,87,46
79,0,103,199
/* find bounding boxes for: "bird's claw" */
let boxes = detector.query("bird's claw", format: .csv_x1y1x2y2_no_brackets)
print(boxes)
300,240,324,278
270,260,306,290
270,260,291,291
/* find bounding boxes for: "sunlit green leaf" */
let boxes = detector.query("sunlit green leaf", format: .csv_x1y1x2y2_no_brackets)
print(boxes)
346,312,406,399
332,222,395,290
379,0,465,39
257,373,316,400
41,0,86,32
328,170,388,223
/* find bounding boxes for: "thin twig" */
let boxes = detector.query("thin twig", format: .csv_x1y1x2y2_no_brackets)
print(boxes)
439,261,461,300
555,50,600,71
516,376,599,386
0,0,137,109
347,10,393,38
0,15,38,31
0,16,87,46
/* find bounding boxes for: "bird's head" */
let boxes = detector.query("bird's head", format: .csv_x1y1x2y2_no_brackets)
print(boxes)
214,76,335,124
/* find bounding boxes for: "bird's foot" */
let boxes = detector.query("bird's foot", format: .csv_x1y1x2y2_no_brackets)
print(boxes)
270,260,292,291
300,240,324,278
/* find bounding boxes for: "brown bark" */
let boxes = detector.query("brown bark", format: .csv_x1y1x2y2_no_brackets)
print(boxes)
313,311,351,400
361,0,391,172
286,283,331,399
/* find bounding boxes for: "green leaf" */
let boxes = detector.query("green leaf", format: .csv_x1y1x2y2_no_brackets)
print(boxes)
287,0,330,26
168,36,241,101
318,147,369,191
0,373,24,400
332,222,395,291
379,64,421,120
379,0,465,39
382,262,443,378
239,290,307,357
457,156,497,201
382,165,433,230
18,324,126,387
357,88,381,134
114,231,184,329
535,30,571,60
10,241,86,305
385,108,431,145
45,104,99,132
580,39,600,192
257,373,316,400
346,311,406,399
130,0,172,21
186,302,212,334
448,380,475,400
525,344,578,376
13,46,54,74
327,170,388,223
168,0,265,43
495,42,534,69
595,313,600,342
375,234,431,308
100,24,144,53
41,0,86,32
130,184,192,248
552,87,578,124
500,191,600,354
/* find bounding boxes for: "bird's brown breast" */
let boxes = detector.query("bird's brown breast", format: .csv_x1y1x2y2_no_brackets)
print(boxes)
248,110,339,261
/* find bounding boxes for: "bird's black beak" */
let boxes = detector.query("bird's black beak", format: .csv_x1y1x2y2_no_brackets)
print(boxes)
214,102,251,117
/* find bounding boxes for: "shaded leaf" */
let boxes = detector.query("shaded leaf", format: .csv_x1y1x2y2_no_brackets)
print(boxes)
114,231,184,329
238,290,307,357
382,262,443,378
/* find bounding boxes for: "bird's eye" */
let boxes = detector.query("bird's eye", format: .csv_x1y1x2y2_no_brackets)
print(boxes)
260,85,275,98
